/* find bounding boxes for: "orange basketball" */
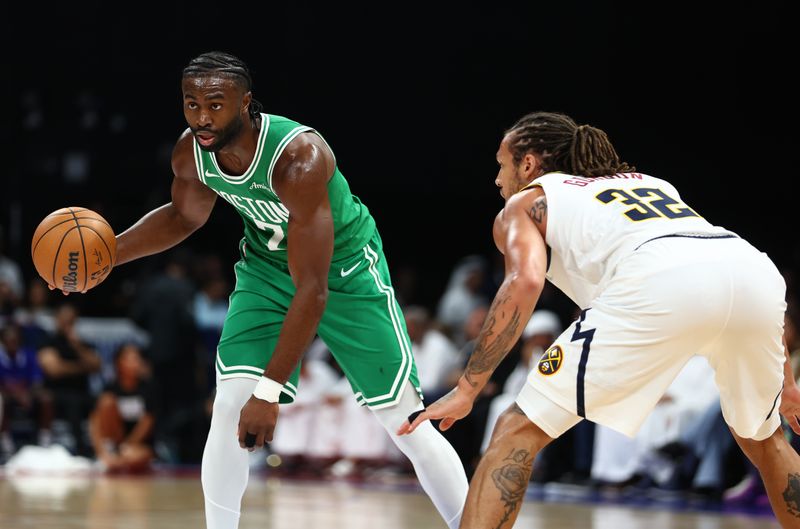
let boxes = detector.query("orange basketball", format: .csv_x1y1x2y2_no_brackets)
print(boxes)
31,207,117,293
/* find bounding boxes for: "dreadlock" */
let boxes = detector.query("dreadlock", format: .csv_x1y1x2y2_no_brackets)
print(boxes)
182,51,264,121
505,112,633,178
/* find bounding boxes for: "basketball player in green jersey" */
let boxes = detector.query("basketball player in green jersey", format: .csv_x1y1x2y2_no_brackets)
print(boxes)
111,52,468,529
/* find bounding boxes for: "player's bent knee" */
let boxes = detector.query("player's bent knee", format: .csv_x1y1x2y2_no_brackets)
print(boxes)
489,404,553,453
211,394,240,422
731,425,785,466
211,378,256,421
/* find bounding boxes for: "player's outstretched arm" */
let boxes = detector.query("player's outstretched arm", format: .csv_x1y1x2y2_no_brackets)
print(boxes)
115,131,217,266
237,132,334,450
399,189,548,435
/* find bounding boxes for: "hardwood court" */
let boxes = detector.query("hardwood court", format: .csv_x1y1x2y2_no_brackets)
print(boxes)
0,472,781,528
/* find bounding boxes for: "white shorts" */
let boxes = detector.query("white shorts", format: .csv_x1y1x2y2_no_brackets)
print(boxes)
516,236,787,441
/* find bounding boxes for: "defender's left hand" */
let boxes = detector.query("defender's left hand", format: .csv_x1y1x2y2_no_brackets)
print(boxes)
238,396,279,451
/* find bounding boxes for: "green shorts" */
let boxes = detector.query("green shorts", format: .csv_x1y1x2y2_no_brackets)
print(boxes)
215,230,421,409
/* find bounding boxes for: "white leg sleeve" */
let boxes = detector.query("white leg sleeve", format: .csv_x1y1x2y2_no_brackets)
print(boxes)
371,382,468,529
202,377,257,529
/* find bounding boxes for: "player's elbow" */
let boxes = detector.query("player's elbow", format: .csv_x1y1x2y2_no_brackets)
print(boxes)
178,211,209,234
298,282,329,314
169,203,209,234
507,271,544,296
313,287,329,311
310,290,329,317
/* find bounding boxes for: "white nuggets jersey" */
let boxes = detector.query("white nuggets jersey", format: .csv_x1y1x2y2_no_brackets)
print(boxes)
516,171,786,441
527,172,731,308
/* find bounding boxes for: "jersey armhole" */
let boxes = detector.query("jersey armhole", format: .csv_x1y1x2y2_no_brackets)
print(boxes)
266,126,314,191
520,181,551,273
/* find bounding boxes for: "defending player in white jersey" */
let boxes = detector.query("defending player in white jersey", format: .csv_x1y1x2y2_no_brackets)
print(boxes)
399,111,800,528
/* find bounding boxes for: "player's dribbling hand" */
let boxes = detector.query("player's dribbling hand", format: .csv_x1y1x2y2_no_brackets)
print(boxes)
779,383,800,436
397,378,476,436
238,396,279,451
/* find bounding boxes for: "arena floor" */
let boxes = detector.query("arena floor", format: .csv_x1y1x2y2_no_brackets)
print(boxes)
0,468,780,528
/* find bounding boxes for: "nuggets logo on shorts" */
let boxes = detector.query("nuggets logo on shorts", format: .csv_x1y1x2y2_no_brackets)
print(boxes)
537,345,563,376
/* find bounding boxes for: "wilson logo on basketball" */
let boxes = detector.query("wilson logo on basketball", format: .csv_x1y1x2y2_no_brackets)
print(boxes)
62,251,80,291
538,345,563,376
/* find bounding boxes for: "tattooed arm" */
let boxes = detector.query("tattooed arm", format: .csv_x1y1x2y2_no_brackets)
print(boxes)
398,189,548,435
462,189,548,392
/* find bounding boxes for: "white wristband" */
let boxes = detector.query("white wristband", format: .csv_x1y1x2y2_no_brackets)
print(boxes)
253,376,283,403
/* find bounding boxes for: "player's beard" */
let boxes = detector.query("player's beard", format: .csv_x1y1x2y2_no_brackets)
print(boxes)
193,114,245,153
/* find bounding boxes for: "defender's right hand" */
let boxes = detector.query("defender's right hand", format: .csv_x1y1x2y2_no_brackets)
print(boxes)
397,382,476,436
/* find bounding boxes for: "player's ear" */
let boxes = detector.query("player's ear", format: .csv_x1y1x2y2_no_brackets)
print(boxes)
242,91,252,114
521,153,539,179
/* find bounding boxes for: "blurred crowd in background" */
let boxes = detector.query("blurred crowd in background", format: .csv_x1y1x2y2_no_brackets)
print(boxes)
3,235,800,509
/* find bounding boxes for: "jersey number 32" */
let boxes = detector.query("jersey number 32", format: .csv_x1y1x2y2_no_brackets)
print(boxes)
596,187,699,221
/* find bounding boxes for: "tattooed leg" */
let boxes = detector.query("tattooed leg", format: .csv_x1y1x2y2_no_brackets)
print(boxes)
732,426,800,528
490,448,534,528
783,474,800,519
460,404,553,529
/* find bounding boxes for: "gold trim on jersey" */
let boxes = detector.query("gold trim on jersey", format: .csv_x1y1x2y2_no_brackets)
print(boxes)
520,181,543,193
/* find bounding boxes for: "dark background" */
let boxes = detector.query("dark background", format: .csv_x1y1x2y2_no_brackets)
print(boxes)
2,1,797,313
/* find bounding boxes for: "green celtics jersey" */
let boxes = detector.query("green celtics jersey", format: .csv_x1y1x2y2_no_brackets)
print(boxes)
192,114,376,264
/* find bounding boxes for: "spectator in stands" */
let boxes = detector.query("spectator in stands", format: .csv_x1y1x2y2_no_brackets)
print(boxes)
436,255,490,347
0,232,24,318
666,397,733,501
89,342,155,473
14,278,54,348
316,375,405,480
0,282,16,321
194,275,229,338
37,303,102,456
591,355,719,491
194,272,230,392
404,305,461,400
269,358,341,477
0,322,47,459
130,248,204,463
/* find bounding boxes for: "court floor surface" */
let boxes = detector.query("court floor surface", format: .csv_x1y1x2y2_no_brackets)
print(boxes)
0,469,781,528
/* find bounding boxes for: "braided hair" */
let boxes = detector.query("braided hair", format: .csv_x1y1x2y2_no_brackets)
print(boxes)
182,51,263,121
505,112,633,178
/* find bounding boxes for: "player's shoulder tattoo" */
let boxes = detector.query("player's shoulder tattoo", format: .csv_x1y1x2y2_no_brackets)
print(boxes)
529,195,547,225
